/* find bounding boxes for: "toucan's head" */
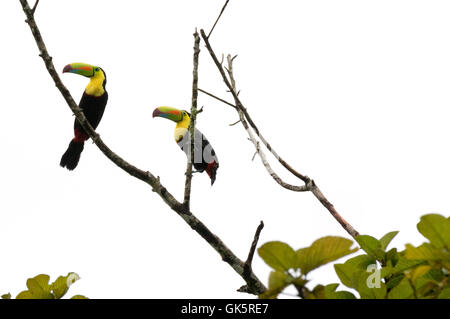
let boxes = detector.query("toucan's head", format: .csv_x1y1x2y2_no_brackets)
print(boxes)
63,62,107,86
152,106,190,122
63,63,101,77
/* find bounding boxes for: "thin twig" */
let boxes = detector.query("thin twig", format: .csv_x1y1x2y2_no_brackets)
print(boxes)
183,30,201,210
201,30,310,183
31,0,39,15
19,0,266,295
198,88,236,109
207,0,230,39
239,221,265,294
229,119,241,126
222,50,309,192
243,221,264,279
200,29,360,238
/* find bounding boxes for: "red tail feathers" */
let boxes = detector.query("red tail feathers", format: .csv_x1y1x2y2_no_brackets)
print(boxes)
206,161,219,185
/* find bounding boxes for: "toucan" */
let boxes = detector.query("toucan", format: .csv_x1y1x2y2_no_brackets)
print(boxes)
60,63,108,170
153,106,219,185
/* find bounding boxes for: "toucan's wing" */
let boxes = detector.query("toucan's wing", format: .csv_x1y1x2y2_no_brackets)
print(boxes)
74,91,108,131
177,128,219,172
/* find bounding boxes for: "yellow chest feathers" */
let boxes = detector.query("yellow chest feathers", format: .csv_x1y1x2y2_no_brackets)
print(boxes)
85,71,105,96
174,114,191,142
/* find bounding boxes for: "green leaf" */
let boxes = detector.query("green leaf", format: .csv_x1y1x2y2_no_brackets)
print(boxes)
50,272,80,299
334,264,357,288
392,256,425,274
388,277,414,299
422,268,444,282
438,287,450,299
355,235,385,260
380,266,393,278
345,254,377,268
323,283,339,295
268,271,291,290
258,241,296,272
410,265,432,285
304,284,325,299
17,274,54,299
385,248,399,267
334,254,376,289
379,231,399,251
405,243,449,261
417,214,450,249
386,274,405,290
70,295,89,299
355,270,387,299
1,293,11,299
324,283,356,299
16,291,33,299
258,271,292,299
295,236,357,275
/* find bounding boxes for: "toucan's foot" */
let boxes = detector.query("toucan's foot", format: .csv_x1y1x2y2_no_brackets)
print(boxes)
185,170,202,177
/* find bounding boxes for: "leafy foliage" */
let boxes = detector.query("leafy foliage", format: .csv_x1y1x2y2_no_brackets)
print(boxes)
257,236,358,298
258,213,450,299
2,272,88,299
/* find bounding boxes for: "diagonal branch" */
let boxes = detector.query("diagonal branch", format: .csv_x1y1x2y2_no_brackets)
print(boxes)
243,221,264,280
224,54,309,192
201,30,310,183
207,0,230,39
238,221,264,294
198,88,236,109
183,30,201,210
19,0,266,295
200,29,360,239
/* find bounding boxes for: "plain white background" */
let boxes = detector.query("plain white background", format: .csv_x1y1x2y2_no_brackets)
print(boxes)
1,0,449,298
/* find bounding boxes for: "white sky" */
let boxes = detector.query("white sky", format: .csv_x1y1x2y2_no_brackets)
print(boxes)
1,0,450,299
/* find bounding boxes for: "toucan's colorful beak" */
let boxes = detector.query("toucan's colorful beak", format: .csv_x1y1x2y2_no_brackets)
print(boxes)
62,64,73,73
62,63,95,78
152,108,162,118
152,106,183,122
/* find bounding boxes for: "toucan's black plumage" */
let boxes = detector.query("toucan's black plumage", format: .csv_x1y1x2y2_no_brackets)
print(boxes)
60,63,108,170
152,106,219,185
177,128,219,185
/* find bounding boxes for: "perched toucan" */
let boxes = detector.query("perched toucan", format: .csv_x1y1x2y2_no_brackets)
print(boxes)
152,106,219,185
60,63,108,170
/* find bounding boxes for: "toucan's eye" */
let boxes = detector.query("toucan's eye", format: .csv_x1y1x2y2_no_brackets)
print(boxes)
95,68,99,72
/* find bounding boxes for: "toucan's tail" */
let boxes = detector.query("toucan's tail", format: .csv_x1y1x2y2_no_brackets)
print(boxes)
206,161,219,186
60,140,84,170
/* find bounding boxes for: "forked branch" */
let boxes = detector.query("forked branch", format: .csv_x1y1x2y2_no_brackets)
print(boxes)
199,29,360,239
19,0,265,295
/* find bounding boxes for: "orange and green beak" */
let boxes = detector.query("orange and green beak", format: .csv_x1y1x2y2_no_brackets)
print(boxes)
62,62,96,77
152,106,184,122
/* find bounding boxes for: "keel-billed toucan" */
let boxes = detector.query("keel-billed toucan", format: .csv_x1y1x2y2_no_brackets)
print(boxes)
60,63,108,170
153,106,219,185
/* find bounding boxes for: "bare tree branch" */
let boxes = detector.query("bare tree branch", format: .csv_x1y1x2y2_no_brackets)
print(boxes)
223,52,309,192
244,221,264,279
229,119,241,126
19,0,266,295
207,0,230,39
198,88,236,109
31,0,39,15
238,220,264,294
183,30,200,210
199,29,360,238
